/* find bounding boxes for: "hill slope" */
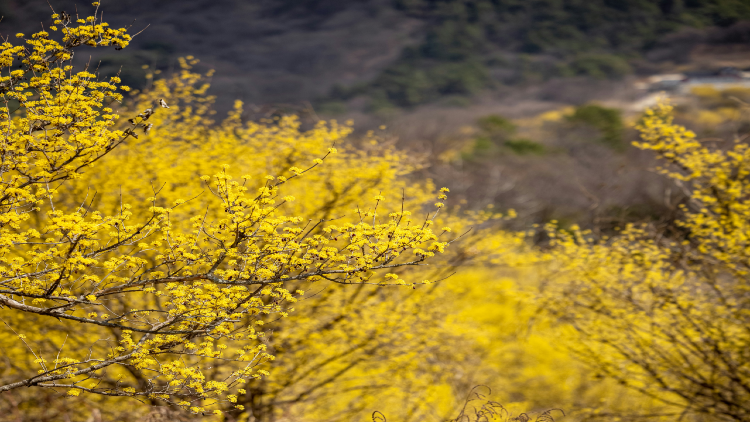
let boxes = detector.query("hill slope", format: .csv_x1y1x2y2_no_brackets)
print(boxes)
2,0,750,110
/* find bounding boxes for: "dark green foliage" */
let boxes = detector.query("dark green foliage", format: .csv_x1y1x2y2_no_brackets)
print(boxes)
367,59,488,107
396,0,750,56
568,104,625,150
463,114,517,159
466,115,546,158
420,21,486,61
473,135,494,153
339,0,750,107
504,139,546,155
477,115,517,134
685,0,750,27
567,54,632,79
517,0,666,53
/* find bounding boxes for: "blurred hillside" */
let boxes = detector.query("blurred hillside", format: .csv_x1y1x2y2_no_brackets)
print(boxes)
2,0,750,111
3,0,750,228
329,0,750,110
0,0,417,108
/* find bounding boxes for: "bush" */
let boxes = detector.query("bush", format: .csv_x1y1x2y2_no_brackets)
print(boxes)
504,138,546,155
568,54,632,79
567,104,626,150
478,115,517,134
370,60,489,107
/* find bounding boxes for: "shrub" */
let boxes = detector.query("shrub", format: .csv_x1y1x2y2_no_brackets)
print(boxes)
567,104,625,150
504,139,546,155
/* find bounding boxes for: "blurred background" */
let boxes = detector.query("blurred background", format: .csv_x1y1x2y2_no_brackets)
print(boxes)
3,0,750,229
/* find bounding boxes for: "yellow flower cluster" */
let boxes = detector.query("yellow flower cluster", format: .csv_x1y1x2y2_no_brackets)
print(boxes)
540,101,750,419
0,8,454,415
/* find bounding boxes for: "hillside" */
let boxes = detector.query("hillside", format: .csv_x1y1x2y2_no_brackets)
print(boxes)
0,0,416,108
343,0,750,109
3,0,750,228
2,0,750,112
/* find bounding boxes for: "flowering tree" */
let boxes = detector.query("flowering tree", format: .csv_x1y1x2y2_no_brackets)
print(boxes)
0,6,455,416
543,102,750,421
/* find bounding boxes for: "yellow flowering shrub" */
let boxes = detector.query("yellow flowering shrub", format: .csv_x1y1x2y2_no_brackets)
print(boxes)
0,7,456,416
542,101,750,421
